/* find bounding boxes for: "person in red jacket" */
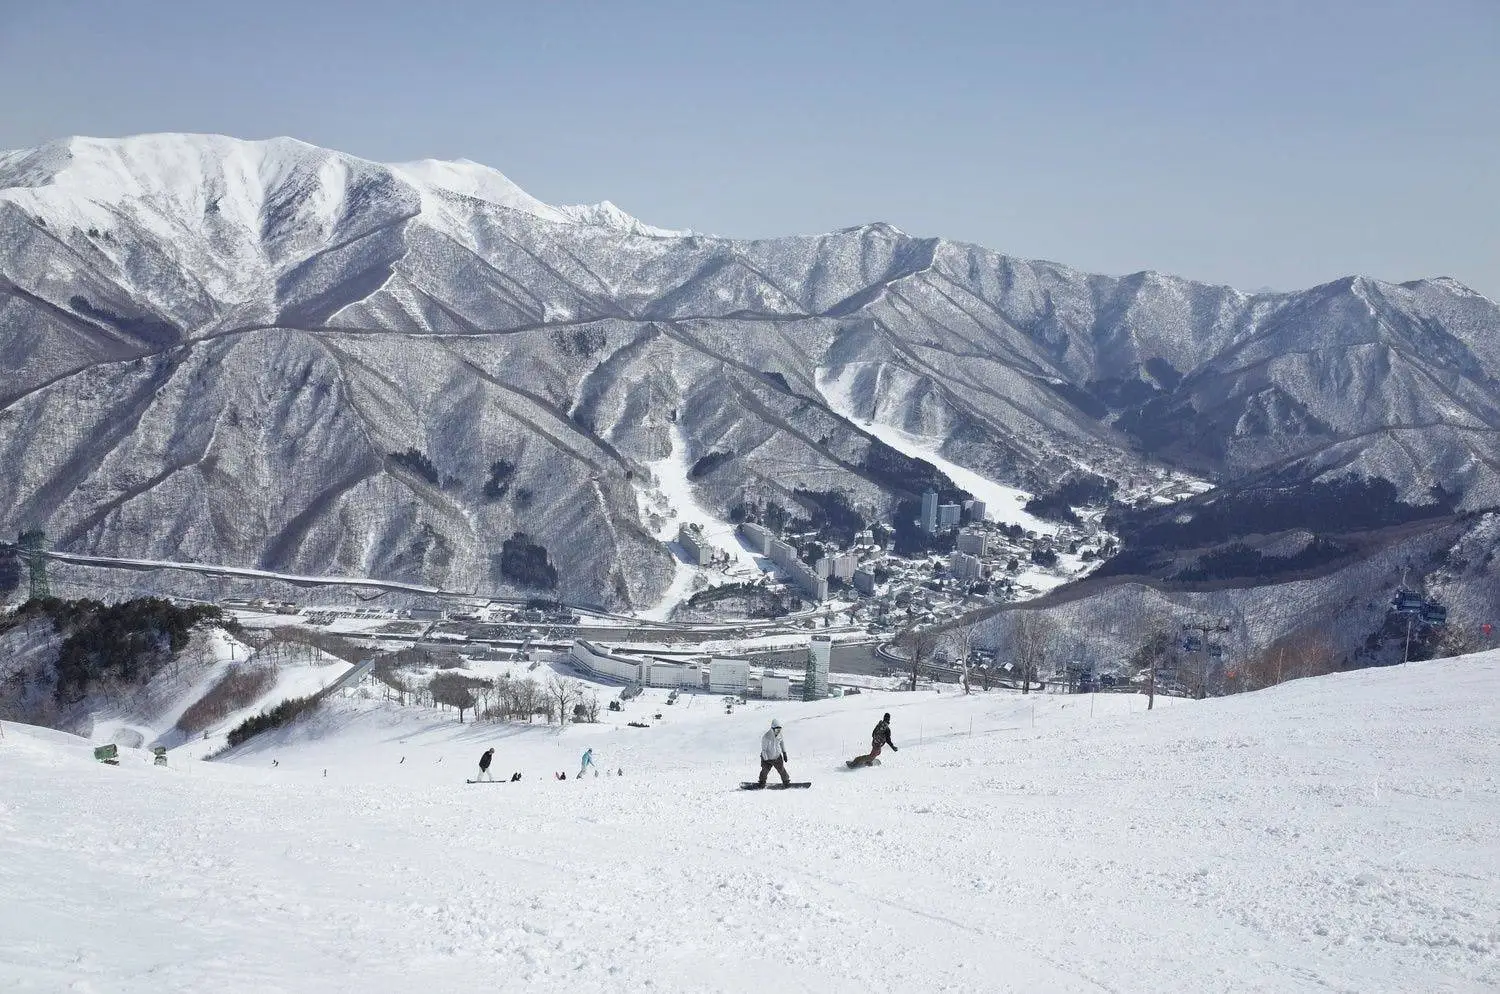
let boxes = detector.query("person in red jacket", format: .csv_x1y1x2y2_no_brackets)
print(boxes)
847,713,897,768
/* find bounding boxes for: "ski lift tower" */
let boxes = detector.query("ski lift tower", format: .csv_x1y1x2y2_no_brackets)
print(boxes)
17,530,49,601
1390,585,1446,664
1181,617,1231,699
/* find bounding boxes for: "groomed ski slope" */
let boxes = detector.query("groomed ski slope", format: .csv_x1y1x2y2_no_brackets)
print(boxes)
3,655,1498,993
635,422,765,620
815,364,1059,535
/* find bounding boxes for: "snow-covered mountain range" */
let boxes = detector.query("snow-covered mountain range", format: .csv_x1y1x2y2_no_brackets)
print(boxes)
2,133,1497,608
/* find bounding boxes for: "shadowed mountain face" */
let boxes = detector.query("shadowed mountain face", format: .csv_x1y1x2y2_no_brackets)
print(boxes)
2,134,1497,608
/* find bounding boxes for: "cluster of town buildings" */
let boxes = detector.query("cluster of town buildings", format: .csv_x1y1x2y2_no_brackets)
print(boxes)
919,491,987,535
681,491,1008,606
570,632,834,699
733,521,849,602
666,489,1103,631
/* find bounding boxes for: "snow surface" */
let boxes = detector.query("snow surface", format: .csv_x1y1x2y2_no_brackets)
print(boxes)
3,653,1497,992
86,627,251,751
635,422,766,619
816,365,1059,535
169,649,353,762
51,623,358,761
390,157,569,221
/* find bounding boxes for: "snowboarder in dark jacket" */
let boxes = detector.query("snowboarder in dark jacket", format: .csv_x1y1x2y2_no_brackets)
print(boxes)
477,747,495,782
848,713,897,768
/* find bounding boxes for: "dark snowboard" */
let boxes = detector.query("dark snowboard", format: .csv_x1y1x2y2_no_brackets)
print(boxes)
844,758,882,769
466,779,510,784
740,781,812,790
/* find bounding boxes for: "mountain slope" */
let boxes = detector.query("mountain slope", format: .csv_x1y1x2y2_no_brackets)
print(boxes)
2,133,1497,607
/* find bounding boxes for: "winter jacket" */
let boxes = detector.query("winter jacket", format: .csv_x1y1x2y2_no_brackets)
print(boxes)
479,749,494,771
760,727,787,762
871,719,896,749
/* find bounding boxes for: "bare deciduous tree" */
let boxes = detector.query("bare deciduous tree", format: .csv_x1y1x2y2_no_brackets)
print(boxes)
1245,628,1338,690
429,673,490,723
266,626,364,664
1424,612,1483,662
513,677,543,723
1129,618,1175,710
893,625,940,692
943,623,980,694
546,675,585,726
1009,613,1057,695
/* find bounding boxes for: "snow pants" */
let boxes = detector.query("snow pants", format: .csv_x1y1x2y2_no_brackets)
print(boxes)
853,740,884,767
758,758,790,786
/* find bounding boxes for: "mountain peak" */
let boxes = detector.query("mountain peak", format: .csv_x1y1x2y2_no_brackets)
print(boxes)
554,199,689,237
0,133,689,236
389,156,564,221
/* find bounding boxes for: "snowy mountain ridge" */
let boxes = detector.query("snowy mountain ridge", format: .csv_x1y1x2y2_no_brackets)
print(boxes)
0,132,680,236
1,133,1497,613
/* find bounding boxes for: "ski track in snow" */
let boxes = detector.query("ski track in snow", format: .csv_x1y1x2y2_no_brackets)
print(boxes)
815,366,1059,536
636,422,766,620
3,653,1499,993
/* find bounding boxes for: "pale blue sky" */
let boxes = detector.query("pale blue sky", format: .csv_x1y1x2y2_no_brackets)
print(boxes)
2,0,1495,296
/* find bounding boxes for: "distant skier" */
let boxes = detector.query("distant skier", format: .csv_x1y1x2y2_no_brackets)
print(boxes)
578,747,595,779
848,713,898,768
756,718,792,787
477,747,495,782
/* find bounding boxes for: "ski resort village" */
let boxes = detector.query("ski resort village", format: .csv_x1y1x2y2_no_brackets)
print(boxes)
3,22,1500,986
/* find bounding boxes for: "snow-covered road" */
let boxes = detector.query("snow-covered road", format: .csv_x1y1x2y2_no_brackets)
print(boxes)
3,654,1497,992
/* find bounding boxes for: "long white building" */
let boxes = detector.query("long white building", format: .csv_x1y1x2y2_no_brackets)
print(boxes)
677,522,716,566
570,640,704,688
767,537,828,603
738,521,772,556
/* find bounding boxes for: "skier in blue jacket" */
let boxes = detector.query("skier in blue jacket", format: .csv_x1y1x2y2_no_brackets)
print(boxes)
578,747,595,779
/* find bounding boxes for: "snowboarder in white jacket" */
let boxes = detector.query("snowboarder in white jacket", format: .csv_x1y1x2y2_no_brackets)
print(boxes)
757,718,791,787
